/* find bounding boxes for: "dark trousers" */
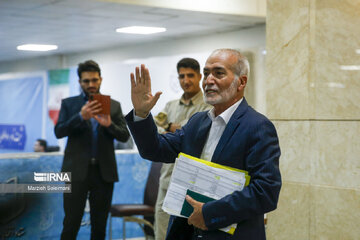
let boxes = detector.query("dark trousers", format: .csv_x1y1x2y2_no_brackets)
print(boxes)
61,164,114,240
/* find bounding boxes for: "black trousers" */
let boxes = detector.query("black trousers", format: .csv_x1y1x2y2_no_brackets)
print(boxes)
61,164,114,240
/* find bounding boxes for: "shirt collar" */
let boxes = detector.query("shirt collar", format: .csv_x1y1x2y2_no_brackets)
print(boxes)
179,90,204,106
207,98,243,124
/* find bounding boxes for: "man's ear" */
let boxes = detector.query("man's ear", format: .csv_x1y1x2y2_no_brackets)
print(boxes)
240,75,247,86
198,73,202,83
241,75,247,86
237,75,247,91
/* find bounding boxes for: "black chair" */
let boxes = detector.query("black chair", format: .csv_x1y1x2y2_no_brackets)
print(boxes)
109,162,162,240
45,146,60,152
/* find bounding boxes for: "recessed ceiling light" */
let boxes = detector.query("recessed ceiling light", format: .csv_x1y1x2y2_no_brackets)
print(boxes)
17,44,58,51
116,26,166,35
356,49,360,54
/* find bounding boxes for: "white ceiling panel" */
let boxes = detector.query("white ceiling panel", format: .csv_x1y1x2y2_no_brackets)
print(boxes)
0,0,265,62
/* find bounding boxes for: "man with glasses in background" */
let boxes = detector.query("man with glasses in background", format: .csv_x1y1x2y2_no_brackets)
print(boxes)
55,60,129,240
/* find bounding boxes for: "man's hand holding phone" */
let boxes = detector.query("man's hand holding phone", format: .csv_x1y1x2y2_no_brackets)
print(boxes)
80,100,102,120
88,94,112,127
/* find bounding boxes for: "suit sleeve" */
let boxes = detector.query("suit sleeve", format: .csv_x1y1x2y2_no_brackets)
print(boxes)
103,101,130,142
125,110,182,163
54,99,88,138
202,119,281,230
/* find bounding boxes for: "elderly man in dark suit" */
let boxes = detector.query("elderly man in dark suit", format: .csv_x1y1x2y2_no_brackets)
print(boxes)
125,49,281,240
55,60,129,240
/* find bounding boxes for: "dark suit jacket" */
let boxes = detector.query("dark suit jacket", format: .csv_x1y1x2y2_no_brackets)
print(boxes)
126,98,281,240
55,94,129,182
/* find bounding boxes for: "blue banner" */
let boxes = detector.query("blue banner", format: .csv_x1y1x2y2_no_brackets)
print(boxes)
0,76,44,153
0,125,26,150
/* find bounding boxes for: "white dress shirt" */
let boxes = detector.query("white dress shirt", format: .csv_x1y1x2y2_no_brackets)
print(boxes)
200,98,243,161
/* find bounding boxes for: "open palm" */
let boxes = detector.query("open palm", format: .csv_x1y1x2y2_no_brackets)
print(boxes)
130,64,162,118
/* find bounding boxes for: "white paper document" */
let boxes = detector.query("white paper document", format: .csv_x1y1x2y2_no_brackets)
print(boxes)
162,153,250,235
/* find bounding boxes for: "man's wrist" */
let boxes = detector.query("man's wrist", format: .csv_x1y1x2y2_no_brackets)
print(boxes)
134,110,149,118
104,121,112,128
133,110,148,122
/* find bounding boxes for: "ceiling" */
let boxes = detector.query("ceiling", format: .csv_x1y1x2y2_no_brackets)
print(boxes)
0,0,265,62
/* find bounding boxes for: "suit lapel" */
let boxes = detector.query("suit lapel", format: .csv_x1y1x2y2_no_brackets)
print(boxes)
211,99,249,164
192,115,212,158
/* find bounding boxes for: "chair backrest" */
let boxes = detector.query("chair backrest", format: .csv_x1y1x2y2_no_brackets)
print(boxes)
143,162,162,236
143,162,162,206
46,146,60,152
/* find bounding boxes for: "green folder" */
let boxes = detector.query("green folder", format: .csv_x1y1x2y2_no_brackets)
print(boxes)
180,189,215,217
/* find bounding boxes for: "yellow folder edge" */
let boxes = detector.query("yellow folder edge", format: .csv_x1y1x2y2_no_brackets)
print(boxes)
178,152,251,186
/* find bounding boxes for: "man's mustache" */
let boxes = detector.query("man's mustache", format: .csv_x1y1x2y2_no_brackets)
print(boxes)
204,85,219,92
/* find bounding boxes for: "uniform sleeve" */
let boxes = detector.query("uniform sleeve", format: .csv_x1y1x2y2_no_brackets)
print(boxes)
125,110,183,163
154,102,171,133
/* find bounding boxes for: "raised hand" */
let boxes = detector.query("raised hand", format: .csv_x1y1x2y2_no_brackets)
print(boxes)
130,64,162,118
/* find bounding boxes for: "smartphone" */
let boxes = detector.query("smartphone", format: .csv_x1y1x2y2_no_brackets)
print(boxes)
89,94,111,115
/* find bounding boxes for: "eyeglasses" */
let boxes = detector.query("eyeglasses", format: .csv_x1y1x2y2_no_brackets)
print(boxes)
81,78,99,84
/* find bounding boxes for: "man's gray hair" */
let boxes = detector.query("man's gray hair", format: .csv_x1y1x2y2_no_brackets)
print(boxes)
211,49,250,77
